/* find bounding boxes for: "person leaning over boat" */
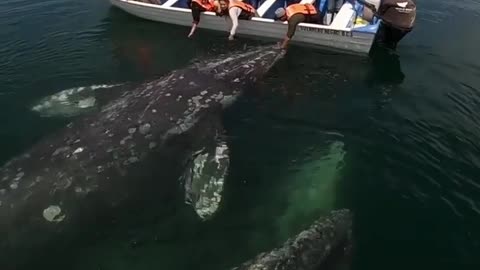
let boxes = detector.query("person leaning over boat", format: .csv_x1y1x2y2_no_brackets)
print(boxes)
274,3,322,49
362,0,416,50
187,0,223,38
224,0,259,40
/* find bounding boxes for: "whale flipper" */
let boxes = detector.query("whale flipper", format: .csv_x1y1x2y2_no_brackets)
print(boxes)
181,118,230,220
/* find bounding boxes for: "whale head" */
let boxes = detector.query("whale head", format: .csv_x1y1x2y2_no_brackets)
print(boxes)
196,45,285,88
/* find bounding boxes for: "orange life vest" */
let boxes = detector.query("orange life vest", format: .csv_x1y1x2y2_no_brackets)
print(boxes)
285,3,317,18
193,0,215,11
229,1,256,14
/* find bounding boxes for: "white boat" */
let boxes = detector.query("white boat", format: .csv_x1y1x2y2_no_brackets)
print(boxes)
109,0,381,55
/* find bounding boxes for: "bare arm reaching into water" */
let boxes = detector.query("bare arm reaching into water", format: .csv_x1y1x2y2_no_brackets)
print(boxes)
188,0,221,38
188,2,205,38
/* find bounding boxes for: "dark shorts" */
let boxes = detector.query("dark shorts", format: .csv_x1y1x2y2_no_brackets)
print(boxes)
238,10,253,20
189,1,207,24
286,13,323,39
374,22,411,50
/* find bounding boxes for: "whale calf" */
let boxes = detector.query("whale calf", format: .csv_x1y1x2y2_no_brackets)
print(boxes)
232,209,353,270
0,45,284,270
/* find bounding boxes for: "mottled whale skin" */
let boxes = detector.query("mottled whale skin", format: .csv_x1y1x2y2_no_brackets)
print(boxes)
0,45,284,269
232,209,353,270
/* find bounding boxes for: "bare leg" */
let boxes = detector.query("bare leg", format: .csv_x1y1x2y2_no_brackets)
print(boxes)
228,8,241,41
188,23,198,38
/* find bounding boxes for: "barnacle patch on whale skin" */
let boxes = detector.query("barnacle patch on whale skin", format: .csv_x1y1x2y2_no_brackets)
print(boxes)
10,183,18,190
139,123,151,135
43,205,66,222
72,147,84,154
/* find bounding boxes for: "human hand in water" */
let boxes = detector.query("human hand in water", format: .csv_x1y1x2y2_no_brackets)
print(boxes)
228,35,234,41
274,41,284,49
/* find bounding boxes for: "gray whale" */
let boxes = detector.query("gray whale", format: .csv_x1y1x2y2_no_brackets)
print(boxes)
232,209,353,270
0,45,285,269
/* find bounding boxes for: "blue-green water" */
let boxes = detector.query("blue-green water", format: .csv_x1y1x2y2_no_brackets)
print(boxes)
1,0,480,269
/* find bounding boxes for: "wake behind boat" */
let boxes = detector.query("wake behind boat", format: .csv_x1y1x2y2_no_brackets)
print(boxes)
109,0,381,55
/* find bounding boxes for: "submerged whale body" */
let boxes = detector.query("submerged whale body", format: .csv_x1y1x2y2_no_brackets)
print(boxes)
0,45,284,270
232,209,353,270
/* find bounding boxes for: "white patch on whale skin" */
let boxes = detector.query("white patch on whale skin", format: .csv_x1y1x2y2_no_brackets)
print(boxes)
214,143,229,167
120,135,133,145
102,94,130,120
139,123,151,135
196,48,266,73
72,147,84,154
219,94,236,108
164,106,202,140
52,146,71,157
14,171,25,181
43,205,66,222
31,84,121,117
149,142,157,149
77,97,96,108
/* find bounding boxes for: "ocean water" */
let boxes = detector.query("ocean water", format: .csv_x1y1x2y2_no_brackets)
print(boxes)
0,0,479,269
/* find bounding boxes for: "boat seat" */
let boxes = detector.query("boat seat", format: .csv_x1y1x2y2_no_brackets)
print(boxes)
329,1,355,28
